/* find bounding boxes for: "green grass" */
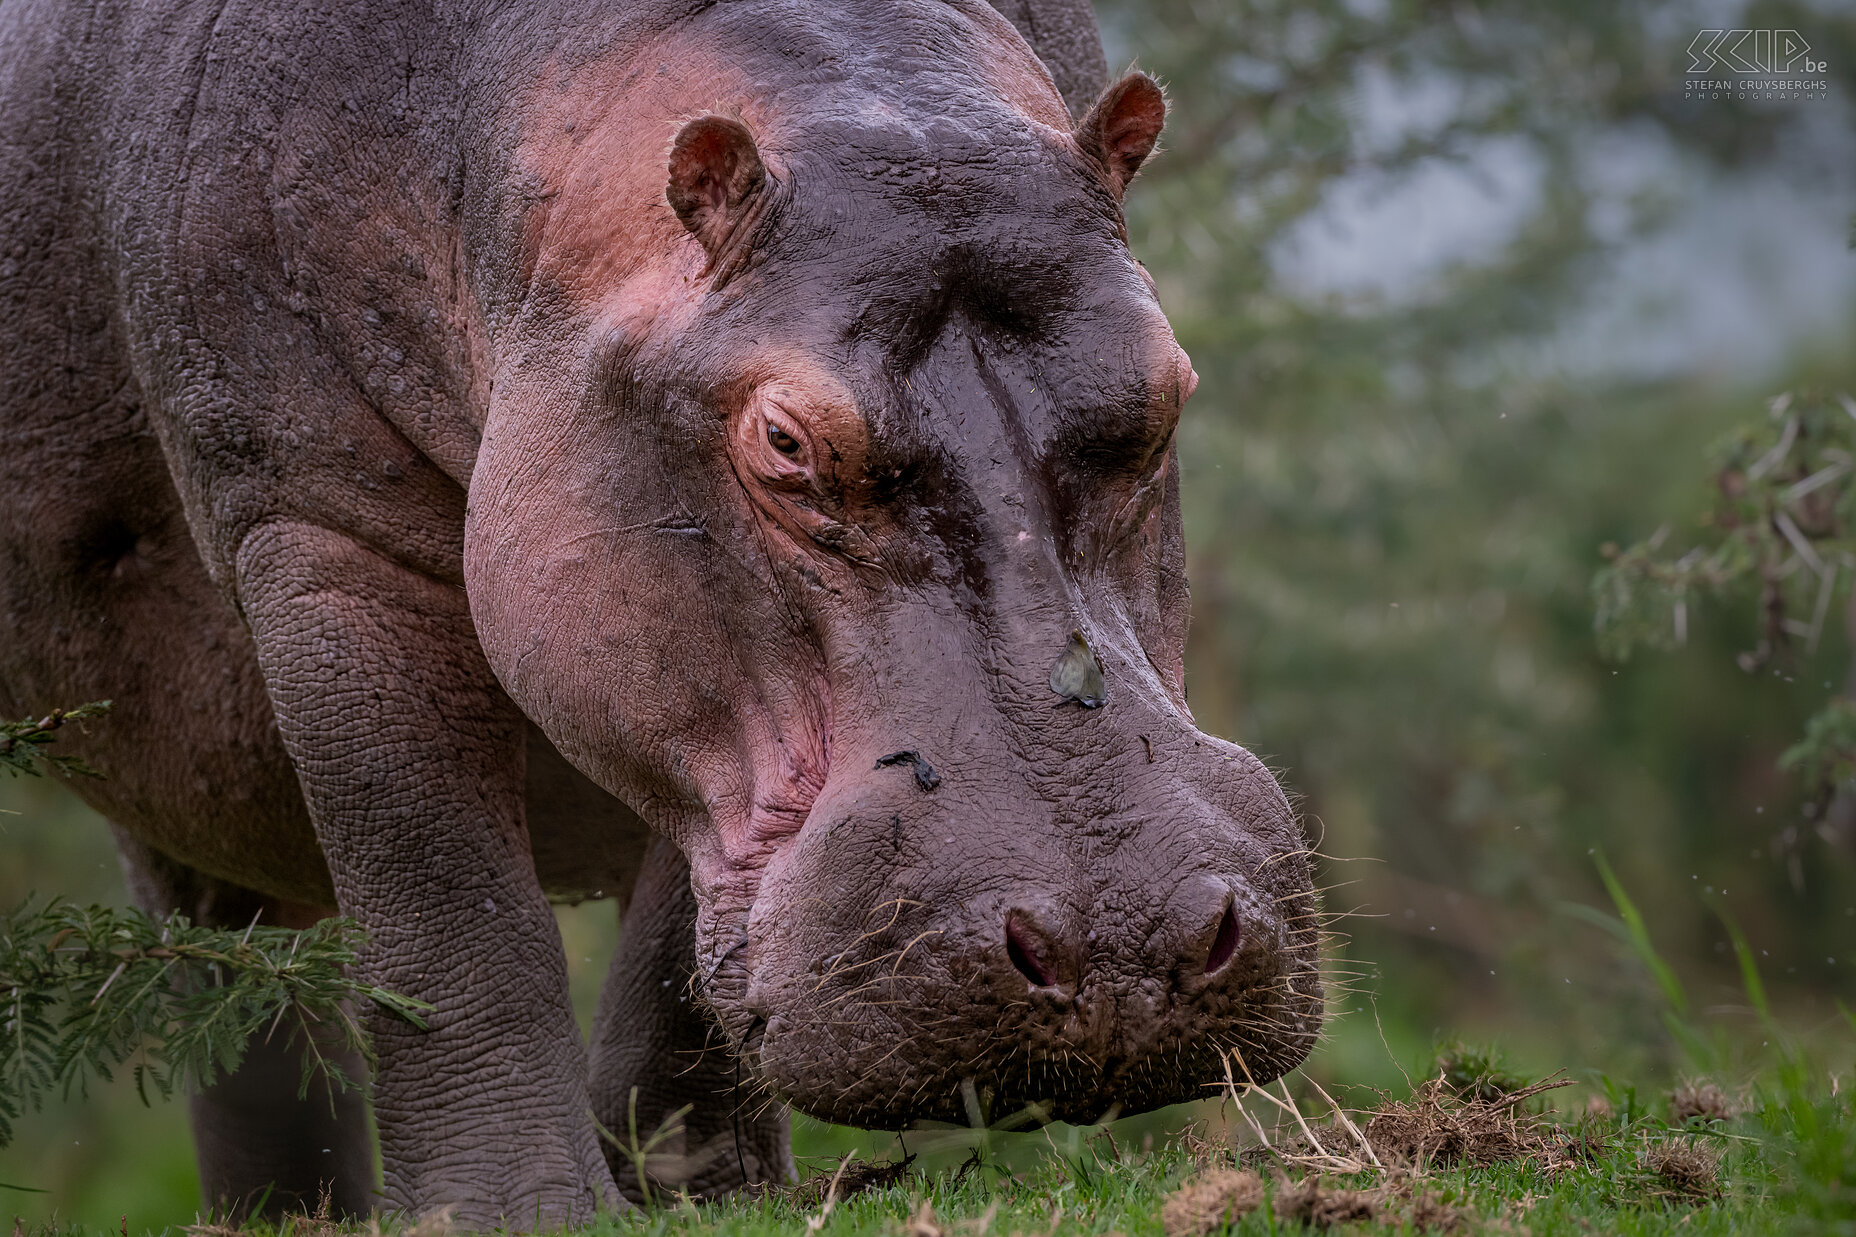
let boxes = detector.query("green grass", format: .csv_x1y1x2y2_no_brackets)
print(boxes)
9,1049,1849,1237
597,1144,1753,1237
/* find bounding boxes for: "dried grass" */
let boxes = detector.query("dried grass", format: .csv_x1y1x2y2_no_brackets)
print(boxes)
289,1188,344,1237
1207,1052,1622,1231
1669,1080,1739,1124
1404,1189,1468,1233
182,1207,258,1237
780,1156,915,1209
182,1193,453,1237
1362,1077,1572,1170
1160,1169,1265,1236
1208,1056,1729,1226
1265,1175,1467,1233
1273,1176,1381,1228
1641,1139,1723,1201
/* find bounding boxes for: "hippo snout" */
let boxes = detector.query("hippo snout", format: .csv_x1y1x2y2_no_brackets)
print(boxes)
1002,874,1247,992
731,761,1322,1129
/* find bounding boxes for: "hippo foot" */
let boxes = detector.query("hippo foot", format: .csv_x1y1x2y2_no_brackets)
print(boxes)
377,1130,620,1229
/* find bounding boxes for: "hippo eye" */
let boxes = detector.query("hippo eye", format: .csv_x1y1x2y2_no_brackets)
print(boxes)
767,425,801,456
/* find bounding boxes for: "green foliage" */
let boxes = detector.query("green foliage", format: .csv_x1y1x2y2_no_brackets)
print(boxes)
1594,389,1856,668
0,897,430,1148
0,703,112,781
1433,1039,1530,1102
1758,1079,1856,1232
1742,993,1856,1229
1780,698,1856,791
1593,386,1856,808
1592,853,1689,1019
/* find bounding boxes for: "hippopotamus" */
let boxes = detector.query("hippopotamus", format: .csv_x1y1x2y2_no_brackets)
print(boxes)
0,0,1321,1224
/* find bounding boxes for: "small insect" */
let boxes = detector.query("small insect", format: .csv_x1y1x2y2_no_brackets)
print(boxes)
875,749,941,791
1049,628,1107,709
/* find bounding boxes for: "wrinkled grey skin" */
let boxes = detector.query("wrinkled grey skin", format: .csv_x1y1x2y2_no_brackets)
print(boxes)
0,0,1319,1226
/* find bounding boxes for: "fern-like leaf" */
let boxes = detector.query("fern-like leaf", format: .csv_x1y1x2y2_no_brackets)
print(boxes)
0,898,431,1146
0,702,112,780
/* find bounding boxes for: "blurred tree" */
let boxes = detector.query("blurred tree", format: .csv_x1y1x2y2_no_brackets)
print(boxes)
1595,386,1856,877
1097,0,1856,1055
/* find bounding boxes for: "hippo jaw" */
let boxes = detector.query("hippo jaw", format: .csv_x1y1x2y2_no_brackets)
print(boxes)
464,8,1323,1134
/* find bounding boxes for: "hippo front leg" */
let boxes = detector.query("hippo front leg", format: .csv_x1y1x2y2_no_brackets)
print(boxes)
589,836,793,1198
235,521,618,1225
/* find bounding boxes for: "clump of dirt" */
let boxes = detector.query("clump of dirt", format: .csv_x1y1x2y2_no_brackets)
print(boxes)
779,1155,915,1208
1641,1139,1723,1201
1363,1077,1571,1169
1267,1176,1468,1233
1404,1189,1468,1233
1273,1176,1381,1228
1160,1169,1265,1236
1669,1080,1739,1125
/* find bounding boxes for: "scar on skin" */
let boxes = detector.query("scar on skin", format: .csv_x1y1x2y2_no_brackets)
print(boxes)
874,749,941,791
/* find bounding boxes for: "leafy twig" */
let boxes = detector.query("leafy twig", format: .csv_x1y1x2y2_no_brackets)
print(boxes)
0,897,430,1146
1594,389,1856,802
0,702,112,779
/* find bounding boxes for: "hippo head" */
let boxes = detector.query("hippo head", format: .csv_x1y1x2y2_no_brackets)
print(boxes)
466,0,1321,1128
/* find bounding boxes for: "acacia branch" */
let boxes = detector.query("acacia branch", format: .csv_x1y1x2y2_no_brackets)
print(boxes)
0,897,430,1146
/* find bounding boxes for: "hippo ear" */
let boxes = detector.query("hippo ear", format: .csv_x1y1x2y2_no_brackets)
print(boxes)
1077,72,1165,198
666,115,765,256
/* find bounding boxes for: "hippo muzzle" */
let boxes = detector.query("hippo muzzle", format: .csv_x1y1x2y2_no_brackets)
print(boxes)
706,623,1322,1128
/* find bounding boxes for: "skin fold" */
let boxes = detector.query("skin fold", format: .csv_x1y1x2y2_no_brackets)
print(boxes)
0,0,1318,1225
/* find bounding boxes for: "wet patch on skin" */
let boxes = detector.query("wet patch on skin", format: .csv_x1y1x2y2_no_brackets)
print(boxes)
1048,627,1106,707
874,749,941,791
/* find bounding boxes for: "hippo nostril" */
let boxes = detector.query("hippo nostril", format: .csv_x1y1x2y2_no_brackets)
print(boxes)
1204,901,1241,975
1005,913,1058,988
